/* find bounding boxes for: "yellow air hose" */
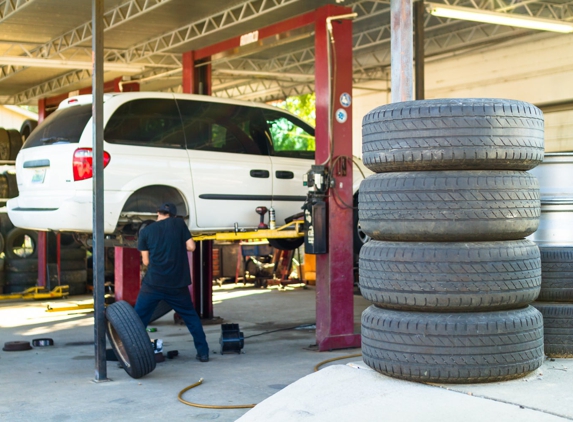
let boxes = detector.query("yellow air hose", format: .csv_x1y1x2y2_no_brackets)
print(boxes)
177,352,363,409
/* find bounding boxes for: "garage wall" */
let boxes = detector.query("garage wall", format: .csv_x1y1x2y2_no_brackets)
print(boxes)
352,32,573,157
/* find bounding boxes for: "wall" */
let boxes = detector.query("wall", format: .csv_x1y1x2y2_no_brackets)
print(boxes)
351,32,573,156
0,106,38,132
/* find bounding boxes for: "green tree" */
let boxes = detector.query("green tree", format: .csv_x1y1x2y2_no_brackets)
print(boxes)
273,93,316,126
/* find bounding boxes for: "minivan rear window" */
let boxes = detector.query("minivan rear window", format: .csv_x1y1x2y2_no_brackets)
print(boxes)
23,104,92,149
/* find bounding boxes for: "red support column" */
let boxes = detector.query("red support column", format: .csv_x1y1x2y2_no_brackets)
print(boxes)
37,232,47,287
182,51,212,95
114,247,141,306
314,5,360,351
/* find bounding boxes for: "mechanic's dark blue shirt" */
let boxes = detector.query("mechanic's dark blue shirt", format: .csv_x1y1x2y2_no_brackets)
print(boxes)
138,217,192,288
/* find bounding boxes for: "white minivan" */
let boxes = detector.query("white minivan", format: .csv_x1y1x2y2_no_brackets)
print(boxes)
8,92,368,251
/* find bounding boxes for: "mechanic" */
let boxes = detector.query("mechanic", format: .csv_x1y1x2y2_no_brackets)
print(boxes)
134,202,210,363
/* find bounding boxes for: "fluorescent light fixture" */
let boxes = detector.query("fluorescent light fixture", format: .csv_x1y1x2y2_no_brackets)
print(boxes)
0,56,145,73
427,3,573,33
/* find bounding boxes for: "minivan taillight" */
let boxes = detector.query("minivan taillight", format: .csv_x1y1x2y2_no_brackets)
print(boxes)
73,148,111,181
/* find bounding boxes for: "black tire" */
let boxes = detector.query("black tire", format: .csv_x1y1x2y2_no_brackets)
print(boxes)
150,300,172,323
268,237,304,251
5,257,38,272
362,98,544,172
20,119,37,142
5,271,36,293
60,248,86,261
532,302,573,358
359,170,540,241
538,247,573,302
0,128,10,160
5,228,38,260
359,239,541,312
61,270,87,295
60,233,82,249
61,260,86,271
0,212,14,237
361,305,544,383
6,172,18,198
7,129,22,160
0,174,8,199
0,232,4,254
105,301,156,379
353,196,370,264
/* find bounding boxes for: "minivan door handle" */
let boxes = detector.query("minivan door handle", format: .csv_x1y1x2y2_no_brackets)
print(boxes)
275,170,294,179
250,169,270,178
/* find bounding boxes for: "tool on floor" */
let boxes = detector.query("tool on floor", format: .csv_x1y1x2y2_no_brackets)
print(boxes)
219,323,244,354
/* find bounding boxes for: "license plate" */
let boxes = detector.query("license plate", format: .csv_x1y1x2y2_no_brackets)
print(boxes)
31,169,46,184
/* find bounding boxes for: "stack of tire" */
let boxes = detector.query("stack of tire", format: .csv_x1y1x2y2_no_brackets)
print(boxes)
1,224,87,294
358,98,546,383
528,153,573,358
58,233,88,295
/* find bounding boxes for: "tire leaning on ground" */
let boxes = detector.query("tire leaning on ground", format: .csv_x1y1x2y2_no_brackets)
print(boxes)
362,98,544,172
105,300,156,379
532,302,573,358
538,247,573,302
359,239,541,312
361,305,544,383
358,170,540,241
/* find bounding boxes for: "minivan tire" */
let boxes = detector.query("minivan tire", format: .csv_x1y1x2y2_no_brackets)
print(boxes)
359,239,541,312
359,170,540,241
362,98,544,172
361,305,544,383
105,301,156,379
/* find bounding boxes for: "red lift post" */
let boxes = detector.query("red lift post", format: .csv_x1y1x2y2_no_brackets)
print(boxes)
182,5,358,349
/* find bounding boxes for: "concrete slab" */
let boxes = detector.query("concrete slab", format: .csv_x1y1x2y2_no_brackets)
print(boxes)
237,363,572,422
1,284,572,422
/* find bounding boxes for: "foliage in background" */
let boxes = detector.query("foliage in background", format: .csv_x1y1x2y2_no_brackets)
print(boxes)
269,93,316,153
272,93,316,126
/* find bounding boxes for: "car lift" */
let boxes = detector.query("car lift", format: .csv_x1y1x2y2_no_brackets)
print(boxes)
34,5,358,352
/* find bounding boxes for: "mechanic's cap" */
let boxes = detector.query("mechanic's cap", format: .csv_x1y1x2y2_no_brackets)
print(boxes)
158,202,177,216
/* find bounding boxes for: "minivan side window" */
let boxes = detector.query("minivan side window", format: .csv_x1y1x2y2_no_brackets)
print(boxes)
177,100,267,155
23,104,92,149
262,110,315,159
104,99,184,149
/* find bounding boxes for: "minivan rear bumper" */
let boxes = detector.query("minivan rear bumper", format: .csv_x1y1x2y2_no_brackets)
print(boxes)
7,191,125,233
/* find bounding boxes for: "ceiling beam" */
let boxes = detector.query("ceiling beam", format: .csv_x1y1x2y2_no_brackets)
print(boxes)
0,0,174,82
0,56,145,72
120,0,301,63
0,0,34,22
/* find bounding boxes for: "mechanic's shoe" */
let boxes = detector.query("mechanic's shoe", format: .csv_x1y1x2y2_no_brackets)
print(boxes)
196,354,209,362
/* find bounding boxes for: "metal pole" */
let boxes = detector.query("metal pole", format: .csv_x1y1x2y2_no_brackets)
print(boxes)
414,0,425,100
92,0,107,382
391,0,414,102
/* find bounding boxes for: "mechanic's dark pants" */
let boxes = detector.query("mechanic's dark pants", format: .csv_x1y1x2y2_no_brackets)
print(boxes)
134,284,209,356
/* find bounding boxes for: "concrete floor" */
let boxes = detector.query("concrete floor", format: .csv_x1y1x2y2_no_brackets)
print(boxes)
1,283,572,422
